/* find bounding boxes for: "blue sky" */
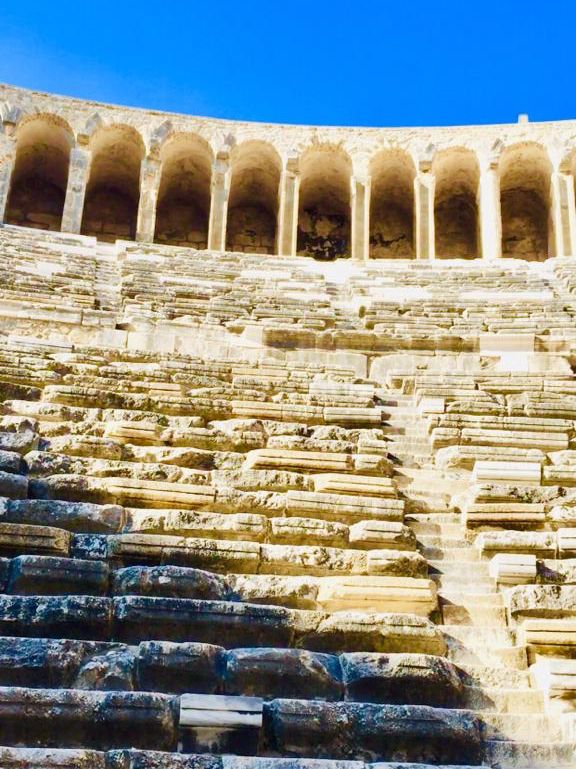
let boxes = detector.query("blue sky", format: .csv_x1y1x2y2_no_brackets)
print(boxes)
0,1,572,127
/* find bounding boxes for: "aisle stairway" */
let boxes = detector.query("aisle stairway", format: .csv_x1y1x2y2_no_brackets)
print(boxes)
0,224,574,767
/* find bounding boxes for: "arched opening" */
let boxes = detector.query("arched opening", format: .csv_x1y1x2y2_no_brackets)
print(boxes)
434,149,480,259
154,133,212,248
499,143,552,261
226,141,281,254
81,125,144,242
5,115,73,231
297,145,351,260
369,149,415,258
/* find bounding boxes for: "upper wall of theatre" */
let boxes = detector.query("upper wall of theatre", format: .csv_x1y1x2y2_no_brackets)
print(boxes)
2,83,576,171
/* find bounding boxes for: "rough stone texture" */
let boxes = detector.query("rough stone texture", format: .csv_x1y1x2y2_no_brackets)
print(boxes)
0,83,576,768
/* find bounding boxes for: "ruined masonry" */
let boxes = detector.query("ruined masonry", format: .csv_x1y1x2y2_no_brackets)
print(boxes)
1,85,576,769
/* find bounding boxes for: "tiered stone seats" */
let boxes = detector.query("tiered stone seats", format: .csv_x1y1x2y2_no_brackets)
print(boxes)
1,228,576,766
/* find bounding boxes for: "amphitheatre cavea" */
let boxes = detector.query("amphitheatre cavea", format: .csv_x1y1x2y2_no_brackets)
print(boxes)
0,82,576,768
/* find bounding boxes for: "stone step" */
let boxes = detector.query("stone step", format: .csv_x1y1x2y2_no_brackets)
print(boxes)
447,642,528,669
442,624,515,648
481,711,563,742
441,602,507,626
456,661,531,689
416,533,471,548
428,560,491,578
432,575,496,592
483,738,576,768
463,685,543,713
421,546,481,562
407,517,462,534
439,591,503,607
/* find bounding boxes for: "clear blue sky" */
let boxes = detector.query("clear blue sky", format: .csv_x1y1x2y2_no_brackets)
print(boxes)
0,0,573,128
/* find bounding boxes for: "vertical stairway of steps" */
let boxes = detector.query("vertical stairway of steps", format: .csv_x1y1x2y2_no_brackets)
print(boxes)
94,241,122,312
380,388,576,766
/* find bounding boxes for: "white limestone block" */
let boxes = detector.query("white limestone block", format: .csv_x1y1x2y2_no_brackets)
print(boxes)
472,460,541,484
488,553,537,584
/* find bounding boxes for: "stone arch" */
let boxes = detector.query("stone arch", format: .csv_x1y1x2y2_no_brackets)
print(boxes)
5,114,73,231
226,141,281,254
369,149,415,259
499,142,553,260
297,145,352,260
433,148,480,259
154,132,213,249
81,124,145,242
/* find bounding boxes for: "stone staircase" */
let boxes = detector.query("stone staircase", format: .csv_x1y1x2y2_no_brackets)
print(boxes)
0,225,572,767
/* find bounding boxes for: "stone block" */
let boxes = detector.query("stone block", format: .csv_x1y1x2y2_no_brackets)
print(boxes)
348,521,415,551
0,595,112,640
0,521,71,556
137,641,224,694
0,687,177,750
262,700,481,764
488,553,537,585
311,474,397,497
508,585,576,619
7,555,109,595
244,449,353,473
112,566,228,601
316,577,437,616
473,460,541,484
0,471,28,499
476,531,556,557
340,652,464,707
520,618,576,655
114,597,295,647
531,657,576,711
224,648,342,700
287,491,403,523
299,612,446,655
0,498,124,534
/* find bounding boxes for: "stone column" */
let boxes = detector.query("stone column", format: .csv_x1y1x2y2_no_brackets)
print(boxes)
414,166,435,260
61,146,91,234
551,169,576,257
136,156,162,243
0,152,15,224
479,160,502,260
207,151,231,252
277,157,299,256
351,175,371,261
